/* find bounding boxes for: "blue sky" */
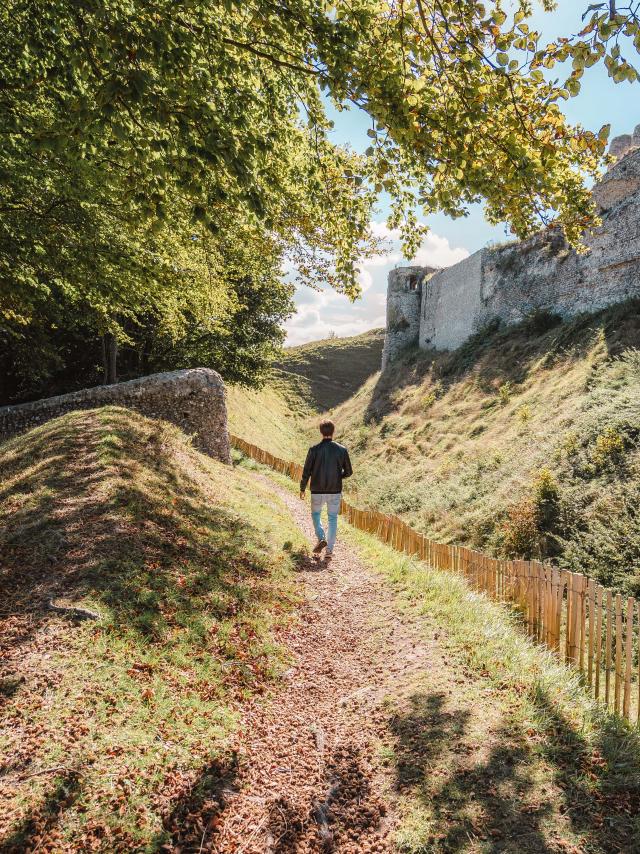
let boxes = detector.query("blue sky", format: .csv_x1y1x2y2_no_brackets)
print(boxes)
284,2,640,345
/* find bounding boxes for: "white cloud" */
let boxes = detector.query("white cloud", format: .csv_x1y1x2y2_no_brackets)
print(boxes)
360,252,402,267
364,220,469,269
357,268,373,293
284,221,469,346
369,221,400,241
286,312,386,346
411,232,469,268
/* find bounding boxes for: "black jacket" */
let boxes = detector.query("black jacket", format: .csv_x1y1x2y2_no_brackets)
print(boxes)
300,438,353,494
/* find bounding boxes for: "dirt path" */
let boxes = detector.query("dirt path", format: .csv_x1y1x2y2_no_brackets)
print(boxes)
214,478,521,854
214,477,429,852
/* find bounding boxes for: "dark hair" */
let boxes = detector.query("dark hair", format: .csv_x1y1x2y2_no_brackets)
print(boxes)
319,419,335,437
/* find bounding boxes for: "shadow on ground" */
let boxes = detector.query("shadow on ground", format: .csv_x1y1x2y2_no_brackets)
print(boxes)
388,688,640,852
1,755,241,854
0,407,297,851
0,408,276,653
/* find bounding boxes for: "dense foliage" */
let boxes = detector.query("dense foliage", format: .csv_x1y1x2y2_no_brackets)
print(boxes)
1,1,639,398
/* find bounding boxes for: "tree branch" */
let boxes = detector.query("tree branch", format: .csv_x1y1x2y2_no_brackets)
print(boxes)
221,37,321,76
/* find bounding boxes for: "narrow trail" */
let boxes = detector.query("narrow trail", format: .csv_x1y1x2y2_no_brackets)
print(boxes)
213,477,525,854
214,476,432,852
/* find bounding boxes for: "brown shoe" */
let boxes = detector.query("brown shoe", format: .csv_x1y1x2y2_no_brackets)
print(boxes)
324,551,333,562
313,539,327,554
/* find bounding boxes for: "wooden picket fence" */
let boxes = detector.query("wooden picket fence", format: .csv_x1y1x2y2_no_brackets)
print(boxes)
231,434,640,724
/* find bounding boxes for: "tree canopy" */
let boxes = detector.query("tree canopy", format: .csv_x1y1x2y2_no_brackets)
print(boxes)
1,1,639,395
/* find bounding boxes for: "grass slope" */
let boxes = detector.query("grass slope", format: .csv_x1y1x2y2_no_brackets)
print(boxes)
0,407,306,852
226,376,309,461
274,328,385,412
226,328,384,461
330,303,640,596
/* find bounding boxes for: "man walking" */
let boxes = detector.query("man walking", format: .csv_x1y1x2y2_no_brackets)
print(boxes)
300,419,353,560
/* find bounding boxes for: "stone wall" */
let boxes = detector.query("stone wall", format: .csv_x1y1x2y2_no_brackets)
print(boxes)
381,266,436,368
0,368,231,463
419,250,484,351
383,142,640,361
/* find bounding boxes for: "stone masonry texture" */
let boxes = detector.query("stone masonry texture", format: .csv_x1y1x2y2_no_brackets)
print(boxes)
381,265,436,368
383,142,640,363
0,368,231,463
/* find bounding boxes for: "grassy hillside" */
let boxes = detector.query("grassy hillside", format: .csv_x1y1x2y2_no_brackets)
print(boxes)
274,328,384,412
229,308,640,595
226,375,310,461
0,408,306,852
226,328,384,460
332,302,640,595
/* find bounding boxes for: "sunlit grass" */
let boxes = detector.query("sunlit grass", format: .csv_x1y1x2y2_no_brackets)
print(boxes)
340,523,640,850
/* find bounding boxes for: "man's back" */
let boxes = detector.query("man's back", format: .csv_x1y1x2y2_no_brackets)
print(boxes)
300,437,352,495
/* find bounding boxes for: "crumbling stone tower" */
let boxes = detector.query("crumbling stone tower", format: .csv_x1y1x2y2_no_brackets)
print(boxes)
381,266,436,369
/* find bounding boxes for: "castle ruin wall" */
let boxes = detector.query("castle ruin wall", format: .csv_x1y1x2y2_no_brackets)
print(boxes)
384,143,640,362
419,249,484,351
381,266,432,369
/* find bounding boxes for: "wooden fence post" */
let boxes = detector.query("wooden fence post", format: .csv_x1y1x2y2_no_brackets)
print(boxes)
615,593,623,716
623,597,634,721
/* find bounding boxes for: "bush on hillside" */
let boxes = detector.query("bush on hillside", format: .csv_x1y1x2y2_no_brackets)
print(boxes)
522,310,562,338
559,478,640,595
495,468,562,560
497,498,542,559
592,427,626,470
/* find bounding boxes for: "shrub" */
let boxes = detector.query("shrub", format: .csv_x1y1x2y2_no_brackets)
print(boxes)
498,469,561,559
518,404,531,423
561,431,579,457
498,381,512,405
534,468,560,505
421,390,437,409
533,467,561,533
420,380,442,410
592,427,625,469
522,310,562,337
351,425,370,451
498,499,541,558
558,482,640,595
386,486,422,514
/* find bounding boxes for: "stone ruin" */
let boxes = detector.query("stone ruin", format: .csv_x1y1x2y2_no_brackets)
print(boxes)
382,127,640,368
0,368,231,463
609,124,640,162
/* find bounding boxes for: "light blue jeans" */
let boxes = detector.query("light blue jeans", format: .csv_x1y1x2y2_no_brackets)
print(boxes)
311,493,342,552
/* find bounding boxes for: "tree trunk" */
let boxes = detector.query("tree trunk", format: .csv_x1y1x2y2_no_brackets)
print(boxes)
102,333,118,385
